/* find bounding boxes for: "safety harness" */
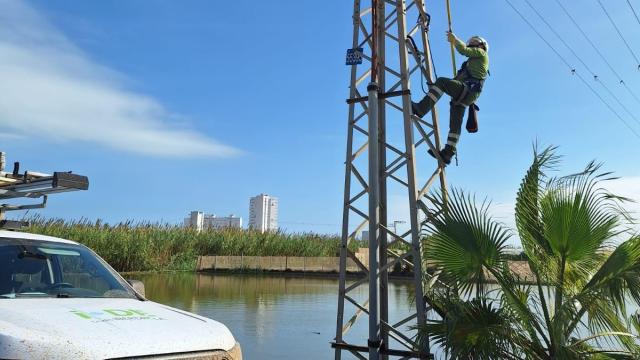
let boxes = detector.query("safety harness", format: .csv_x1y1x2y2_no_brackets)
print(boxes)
452,60,486,104
452,59,487,134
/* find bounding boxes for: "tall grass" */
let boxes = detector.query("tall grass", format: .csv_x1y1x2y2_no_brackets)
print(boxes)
24,217,358,272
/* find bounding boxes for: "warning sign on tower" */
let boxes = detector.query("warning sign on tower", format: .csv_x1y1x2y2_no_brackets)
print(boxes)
345,48,363,65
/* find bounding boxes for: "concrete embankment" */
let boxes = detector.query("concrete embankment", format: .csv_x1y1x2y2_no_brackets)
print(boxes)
196,255,535,282
197,256,365,273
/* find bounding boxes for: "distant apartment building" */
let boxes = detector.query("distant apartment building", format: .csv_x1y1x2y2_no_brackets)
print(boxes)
184,211,242,232
186,211,204,231
248,194,278,233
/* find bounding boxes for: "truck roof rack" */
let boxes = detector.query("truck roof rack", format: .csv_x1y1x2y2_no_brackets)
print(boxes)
0,220,30,231
0,151,89,224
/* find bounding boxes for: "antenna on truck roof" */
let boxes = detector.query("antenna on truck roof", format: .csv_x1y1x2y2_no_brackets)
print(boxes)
0,151,89,227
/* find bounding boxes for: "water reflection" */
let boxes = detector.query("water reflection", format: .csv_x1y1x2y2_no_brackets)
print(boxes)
131,272,640,359
132,272,416,359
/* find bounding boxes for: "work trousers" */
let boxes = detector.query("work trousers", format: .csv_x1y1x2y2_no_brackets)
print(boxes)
413,77,480,149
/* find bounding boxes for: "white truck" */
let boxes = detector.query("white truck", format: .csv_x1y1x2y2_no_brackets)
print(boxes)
0,230,242,360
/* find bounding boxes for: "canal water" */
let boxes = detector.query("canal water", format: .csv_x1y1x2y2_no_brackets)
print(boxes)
132,272,418,359
131,272,640,359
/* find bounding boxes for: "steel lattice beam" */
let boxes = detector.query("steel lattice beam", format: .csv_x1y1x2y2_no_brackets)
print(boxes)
334,0,447,359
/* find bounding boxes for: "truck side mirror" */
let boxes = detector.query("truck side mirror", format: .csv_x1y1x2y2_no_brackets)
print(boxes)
128,279,146,297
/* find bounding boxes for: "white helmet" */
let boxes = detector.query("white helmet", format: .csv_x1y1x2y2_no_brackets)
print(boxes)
467,36,489,51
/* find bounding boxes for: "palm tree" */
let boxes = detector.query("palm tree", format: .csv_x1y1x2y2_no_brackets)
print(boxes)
420,146,640,359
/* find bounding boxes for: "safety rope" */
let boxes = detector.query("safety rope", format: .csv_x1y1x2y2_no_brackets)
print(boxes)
428,35,438,80
418,12,438,80
407,35,428,96
445,0,457,76
444,0,460,166
407,10,454,168
408,11,439,96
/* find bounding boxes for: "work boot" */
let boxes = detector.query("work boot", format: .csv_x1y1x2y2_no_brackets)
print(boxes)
428,145,456,165
439,145,456,165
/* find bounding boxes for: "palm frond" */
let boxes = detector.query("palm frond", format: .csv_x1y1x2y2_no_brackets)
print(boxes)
515,145,560,283
541,161,623,266
583,237,640,315
565,295,640,353
416,297,525,359
418,144,640,359
496,272,550,351
631,312,640,335
424,189,512,296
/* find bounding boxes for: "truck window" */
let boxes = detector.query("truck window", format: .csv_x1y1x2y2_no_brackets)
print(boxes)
55,249,110,294
0,238,136,299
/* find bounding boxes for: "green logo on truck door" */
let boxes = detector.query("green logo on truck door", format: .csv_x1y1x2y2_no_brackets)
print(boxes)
71,309,165,322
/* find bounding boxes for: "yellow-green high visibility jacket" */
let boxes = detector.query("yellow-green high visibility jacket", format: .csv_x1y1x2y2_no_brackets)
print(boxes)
453,39,489,80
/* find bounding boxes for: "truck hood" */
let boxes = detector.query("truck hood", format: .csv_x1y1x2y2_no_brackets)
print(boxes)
0,298,236,359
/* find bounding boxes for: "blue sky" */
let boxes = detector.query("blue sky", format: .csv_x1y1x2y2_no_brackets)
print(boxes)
1,0,640,237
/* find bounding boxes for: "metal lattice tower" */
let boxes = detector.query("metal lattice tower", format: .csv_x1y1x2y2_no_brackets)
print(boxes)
333,0,448,358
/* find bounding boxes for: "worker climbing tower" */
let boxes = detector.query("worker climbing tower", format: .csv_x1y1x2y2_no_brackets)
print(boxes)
333,0,449,358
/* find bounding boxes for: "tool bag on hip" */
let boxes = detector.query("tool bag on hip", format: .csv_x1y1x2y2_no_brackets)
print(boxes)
466,103,479,133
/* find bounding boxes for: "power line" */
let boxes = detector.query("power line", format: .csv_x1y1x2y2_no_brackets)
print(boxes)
524,0,598,78
597,0,640,69
523,0,640,126
504,0,574,71
626,84,640,105
628,0,640,26
503,0,640,140
575,72,640,140
554,0,640,105
555,0,621,79
596,79,640,127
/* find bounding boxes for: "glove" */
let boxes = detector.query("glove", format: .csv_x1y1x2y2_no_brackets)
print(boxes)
446,31,457,44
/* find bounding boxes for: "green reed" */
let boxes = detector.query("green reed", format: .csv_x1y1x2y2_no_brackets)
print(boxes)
23,217,358,272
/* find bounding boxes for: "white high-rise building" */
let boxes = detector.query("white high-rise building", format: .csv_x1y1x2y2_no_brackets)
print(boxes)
249,194,278,233
184,211,242,232
185,211,204,231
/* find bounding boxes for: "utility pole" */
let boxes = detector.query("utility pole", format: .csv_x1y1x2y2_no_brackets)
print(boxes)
333,0,448,358
392,220,406,235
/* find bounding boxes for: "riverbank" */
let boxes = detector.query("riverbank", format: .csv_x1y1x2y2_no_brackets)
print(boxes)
25,218,362,272
24,218,534,281
196,255,536,282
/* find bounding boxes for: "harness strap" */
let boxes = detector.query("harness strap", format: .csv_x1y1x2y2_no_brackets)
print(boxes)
457,60,487,92
451,83,469,107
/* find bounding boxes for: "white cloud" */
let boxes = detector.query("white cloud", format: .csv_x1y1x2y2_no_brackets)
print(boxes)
0,132,24,140
0,0,239,157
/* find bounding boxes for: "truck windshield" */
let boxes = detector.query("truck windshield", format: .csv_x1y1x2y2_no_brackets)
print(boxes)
0,238,136,299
